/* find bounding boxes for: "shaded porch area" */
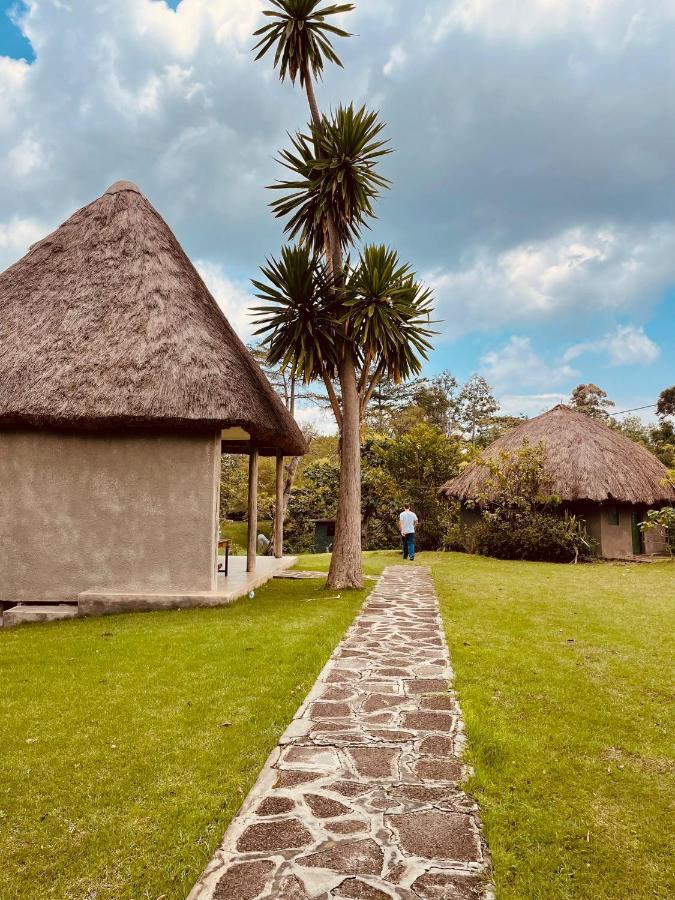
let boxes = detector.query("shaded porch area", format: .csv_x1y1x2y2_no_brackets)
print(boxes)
77,555,298,619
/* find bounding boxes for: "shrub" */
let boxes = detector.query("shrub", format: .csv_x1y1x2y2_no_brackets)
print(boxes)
471,511,595,563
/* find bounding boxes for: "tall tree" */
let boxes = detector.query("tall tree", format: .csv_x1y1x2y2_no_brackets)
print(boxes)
569,383,615,420
459,374,499,445
657,386,675,420
252,2,434,588
413,371,460,435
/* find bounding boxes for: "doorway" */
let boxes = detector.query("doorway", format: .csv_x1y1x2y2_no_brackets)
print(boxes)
630,509,644,555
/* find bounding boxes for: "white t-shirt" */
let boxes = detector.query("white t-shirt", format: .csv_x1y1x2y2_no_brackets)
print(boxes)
400,510,418,534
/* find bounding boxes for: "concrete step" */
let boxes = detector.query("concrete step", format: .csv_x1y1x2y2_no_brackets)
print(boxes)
2,604,79,628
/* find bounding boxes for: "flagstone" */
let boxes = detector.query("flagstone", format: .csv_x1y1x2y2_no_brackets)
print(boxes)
298,839,384,876
304,793,352,819
188,566,493,900
212,860,275,900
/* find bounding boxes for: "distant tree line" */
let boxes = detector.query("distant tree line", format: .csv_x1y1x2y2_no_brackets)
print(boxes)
220,368,675,554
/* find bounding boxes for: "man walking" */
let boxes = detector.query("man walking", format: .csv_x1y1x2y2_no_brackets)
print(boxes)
399,505,419,561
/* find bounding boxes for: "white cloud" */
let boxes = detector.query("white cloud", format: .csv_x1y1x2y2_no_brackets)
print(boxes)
497,392,569,418
481,336,577,391
7,134,45,177
195,260,256,340
0,217,46,269
564,324,661,366
430,0,674,47
0,56,30,128
428,224,675,338
383,44,407,77
0,0,674,391
294,404,338,436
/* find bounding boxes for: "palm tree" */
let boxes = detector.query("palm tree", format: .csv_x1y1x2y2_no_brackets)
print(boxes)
270,105,392,255
252,1,434,588
253,244,435,583
253,1,354,128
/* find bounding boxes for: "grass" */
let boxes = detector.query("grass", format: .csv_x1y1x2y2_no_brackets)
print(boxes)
430,553,674,900
302,552,675,899
2,550,673,899
220,519,271,553
0,576,366,900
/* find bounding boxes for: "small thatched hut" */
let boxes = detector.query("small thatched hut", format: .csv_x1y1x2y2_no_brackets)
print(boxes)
0,181,306,611
440,405,675,559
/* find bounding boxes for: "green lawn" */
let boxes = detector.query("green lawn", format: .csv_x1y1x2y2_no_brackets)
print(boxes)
300,552,675,900
435,554,674,900
0,577,366,900
220,518,271,553
1,551,673,899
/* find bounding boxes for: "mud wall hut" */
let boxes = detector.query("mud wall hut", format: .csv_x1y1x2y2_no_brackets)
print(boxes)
440,405,675,559
0,181,306,607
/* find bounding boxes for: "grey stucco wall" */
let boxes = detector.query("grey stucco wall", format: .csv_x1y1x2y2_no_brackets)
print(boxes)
643,521,669,555
0,429,220,602
599,505,635,559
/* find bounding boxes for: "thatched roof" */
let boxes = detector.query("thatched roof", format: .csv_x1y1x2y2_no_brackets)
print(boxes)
0,182,306,456
440,405,675,506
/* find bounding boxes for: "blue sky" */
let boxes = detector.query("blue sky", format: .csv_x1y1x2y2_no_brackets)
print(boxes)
0,2,32,60
1,0,673,431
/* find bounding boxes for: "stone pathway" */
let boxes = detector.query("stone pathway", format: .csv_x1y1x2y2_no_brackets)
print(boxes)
188,566,493,900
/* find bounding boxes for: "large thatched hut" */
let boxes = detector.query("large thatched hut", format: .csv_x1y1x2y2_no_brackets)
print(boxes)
440,405,675,559
0,181,306,617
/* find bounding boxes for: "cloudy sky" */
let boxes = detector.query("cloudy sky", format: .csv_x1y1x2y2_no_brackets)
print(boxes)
1,0,673,431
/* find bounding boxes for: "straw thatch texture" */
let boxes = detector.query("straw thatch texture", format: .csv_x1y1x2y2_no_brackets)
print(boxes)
0,182,306,456
440,405,675,506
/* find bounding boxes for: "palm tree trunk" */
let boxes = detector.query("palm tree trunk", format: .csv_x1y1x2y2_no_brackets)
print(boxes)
328,345,363,589
304,74,322,132
303,65,363,589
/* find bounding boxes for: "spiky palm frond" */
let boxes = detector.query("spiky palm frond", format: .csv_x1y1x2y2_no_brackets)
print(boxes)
270,104,391,254
253,0,354,85
251,244,341,384
344,245,436,383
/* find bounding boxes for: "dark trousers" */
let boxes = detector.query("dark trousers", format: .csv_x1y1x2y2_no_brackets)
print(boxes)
402,532,415,560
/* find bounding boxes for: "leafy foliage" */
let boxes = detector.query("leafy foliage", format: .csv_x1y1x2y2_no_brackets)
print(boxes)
462,442,595,563
474,441,557,512
253,243,434,394
656,385,675,419
251,245,339,382
640,506,675,558
283,424,461,553
458,374,499,444
569,383,615,420
284,458,340,551
270,105,391,253
253,0,354,85
377,424,462,550
345,245,434,383
471,511,595,564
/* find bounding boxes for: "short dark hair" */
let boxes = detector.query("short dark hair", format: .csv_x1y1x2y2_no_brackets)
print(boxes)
404,504,410,509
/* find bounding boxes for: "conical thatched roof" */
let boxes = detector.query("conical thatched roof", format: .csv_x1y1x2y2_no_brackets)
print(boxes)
440,405,675,506
0,182,306,456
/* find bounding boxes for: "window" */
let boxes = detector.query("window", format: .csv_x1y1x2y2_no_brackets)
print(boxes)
606,506,619,526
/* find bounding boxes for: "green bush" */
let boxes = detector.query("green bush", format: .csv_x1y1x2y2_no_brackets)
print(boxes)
471,512,595,563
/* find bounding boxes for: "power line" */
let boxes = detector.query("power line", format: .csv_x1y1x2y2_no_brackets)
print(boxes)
612,403,657,417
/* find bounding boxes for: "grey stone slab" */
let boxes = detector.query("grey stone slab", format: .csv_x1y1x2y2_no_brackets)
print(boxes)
188,566,494,900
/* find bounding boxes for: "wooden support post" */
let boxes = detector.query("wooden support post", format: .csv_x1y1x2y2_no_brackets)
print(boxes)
247,448,259,574
274,454,284,559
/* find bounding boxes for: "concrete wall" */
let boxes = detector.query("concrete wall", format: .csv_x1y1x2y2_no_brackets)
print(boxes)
0,429,221,602
643,523,670,556
599,504,636,559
